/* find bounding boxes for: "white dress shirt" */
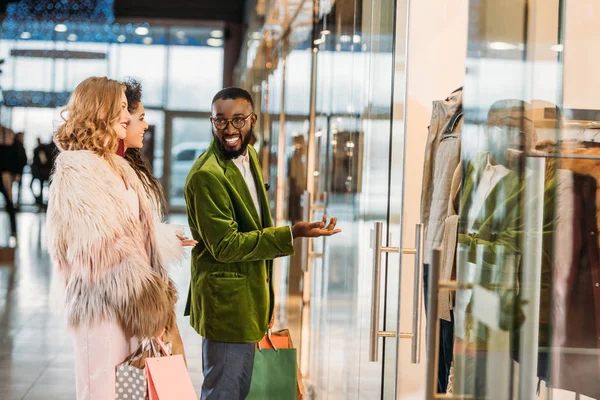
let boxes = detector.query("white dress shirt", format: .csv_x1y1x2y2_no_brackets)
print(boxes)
232,152,262,221
232,151,294,243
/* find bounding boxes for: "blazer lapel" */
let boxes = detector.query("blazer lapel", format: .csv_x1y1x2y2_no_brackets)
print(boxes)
212,141,262,228
249,146,272,228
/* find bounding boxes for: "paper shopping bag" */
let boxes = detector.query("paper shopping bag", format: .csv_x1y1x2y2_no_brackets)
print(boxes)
257,329,306,399
116,340,149,400
246,346,298,400
145,338,197,400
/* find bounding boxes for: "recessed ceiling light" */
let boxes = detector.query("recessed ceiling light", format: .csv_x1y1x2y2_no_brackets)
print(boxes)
67,33,78,41
488,41,517,51
207,38,223,47
135,26,149,36
143,37,153,45
20,32,31,39
176,31,186,40
117,35,126,43
210,30,224,38
54,24,67,33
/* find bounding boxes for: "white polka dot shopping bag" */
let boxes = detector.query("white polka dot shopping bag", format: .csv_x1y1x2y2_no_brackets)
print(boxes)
115,340,150,400
145,337,197,400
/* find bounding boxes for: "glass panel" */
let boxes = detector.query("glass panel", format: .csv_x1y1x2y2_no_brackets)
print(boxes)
454,0,530,396
454,0,600,399
167,46,224,111
168,116,212,208
114,43,167,108
306,0,400,396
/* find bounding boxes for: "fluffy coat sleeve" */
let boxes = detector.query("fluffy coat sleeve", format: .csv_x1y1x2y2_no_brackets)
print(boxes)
47,152,174,338
154,220,185,267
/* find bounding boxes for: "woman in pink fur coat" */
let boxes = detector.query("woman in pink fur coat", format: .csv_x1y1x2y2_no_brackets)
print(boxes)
47,77,180,400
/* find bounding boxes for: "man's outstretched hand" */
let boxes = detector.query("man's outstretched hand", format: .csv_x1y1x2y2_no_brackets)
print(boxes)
291,215,342,238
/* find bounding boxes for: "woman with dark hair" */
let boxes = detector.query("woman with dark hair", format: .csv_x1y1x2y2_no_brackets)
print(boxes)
121,77,196,360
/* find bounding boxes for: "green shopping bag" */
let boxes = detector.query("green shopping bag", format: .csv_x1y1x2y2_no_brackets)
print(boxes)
246,346,297,400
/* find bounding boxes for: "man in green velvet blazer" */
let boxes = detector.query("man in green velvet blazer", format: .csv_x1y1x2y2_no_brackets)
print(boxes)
184,87,340,399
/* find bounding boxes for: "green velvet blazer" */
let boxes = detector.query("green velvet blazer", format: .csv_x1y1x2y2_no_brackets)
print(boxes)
183,140,294,343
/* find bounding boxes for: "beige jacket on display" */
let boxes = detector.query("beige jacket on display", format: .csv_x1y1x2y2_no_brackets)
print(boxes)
420,89,463,321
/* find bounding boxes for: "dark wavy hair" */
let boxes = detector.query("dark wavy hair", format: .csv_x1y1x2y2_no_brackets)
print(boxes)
122,78,167,217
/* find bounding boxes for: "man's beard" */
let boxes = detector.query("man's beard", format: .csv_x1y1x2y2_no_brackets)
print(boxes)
214,128,253,159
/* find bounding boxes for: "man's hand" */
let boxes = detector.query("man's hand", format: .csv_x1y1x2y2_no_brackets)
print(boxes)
291,215,341,239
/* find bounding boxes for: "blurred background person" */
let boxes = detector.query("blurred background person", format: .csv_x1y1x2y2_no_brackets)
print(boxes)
10,131,27,211
30,137,56,211
0,127,17,241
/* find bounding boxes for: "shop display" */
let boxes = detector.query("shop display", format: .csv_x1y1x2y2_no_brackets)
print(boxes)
420,87,463,393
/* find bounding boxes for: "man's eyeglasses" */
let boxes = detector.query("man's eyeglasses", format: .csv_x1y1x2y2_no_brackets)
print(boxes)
211,113,254,130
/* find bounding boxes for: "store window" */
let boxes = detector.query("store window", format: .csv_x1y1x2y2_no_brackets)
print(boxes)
167,46,224,111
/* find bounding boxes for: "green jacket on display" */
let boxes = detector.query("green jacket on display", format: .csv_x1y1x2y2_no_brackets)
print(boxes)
184,140,294,343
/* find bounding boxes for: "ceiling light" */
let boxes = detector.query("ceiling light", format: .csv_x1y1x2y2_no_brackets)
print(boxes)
207,38,223,47
176,31,186,40
551,44,564,52
488,41,517,51
20,31,31,39
321,29,331,36
117,34,126,43
67,33,78,41
353,35,361,43
135,26,149,36
143,37,153,45
340,34,351,43
314,38,324,45
210,30,224,38
54,24,67,32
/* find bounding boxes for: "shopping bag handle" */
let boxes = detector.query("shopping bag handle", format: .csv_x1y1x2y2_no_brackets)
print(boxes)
150,336,171,358
125,338,152,365
257,328,278,352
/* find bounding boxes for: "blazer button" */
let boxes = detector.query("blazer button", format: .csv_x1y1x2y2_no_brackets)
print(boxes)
266,278,270,283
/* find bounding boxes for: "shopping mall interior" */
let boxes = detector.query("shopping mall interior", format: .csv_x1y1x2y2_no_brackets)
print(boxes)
1,0,599,399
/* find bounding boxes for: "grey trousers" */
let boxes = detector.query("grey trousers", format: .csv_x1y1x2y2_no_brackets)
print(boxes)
201,338,256,400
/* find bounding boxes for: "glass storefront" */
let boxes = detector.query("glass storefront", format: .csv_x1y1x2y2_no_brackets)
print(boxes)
238,0,600,398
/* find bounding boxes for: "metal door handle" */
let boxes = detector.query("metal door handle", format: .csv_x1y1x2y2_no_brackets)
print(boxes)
369,222,385,362
425,248,442,400
411,223,424,364
369,222,425,363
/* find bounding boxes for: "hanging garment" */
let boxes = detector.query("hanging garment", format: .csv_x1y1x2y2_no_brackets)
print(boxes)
540,146,600,398
421,88,463,289
420,88,463,393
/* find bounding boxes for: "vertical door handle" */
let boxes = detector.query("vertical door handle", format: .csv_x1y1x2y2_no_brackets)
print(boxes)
369,221,385,362
425,248,442,400
370,222,424,363
411,223,424,364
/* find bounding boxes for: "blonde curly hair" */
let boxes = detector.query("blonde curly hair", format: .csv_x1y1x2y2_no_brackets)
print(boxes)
55,77,126,157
